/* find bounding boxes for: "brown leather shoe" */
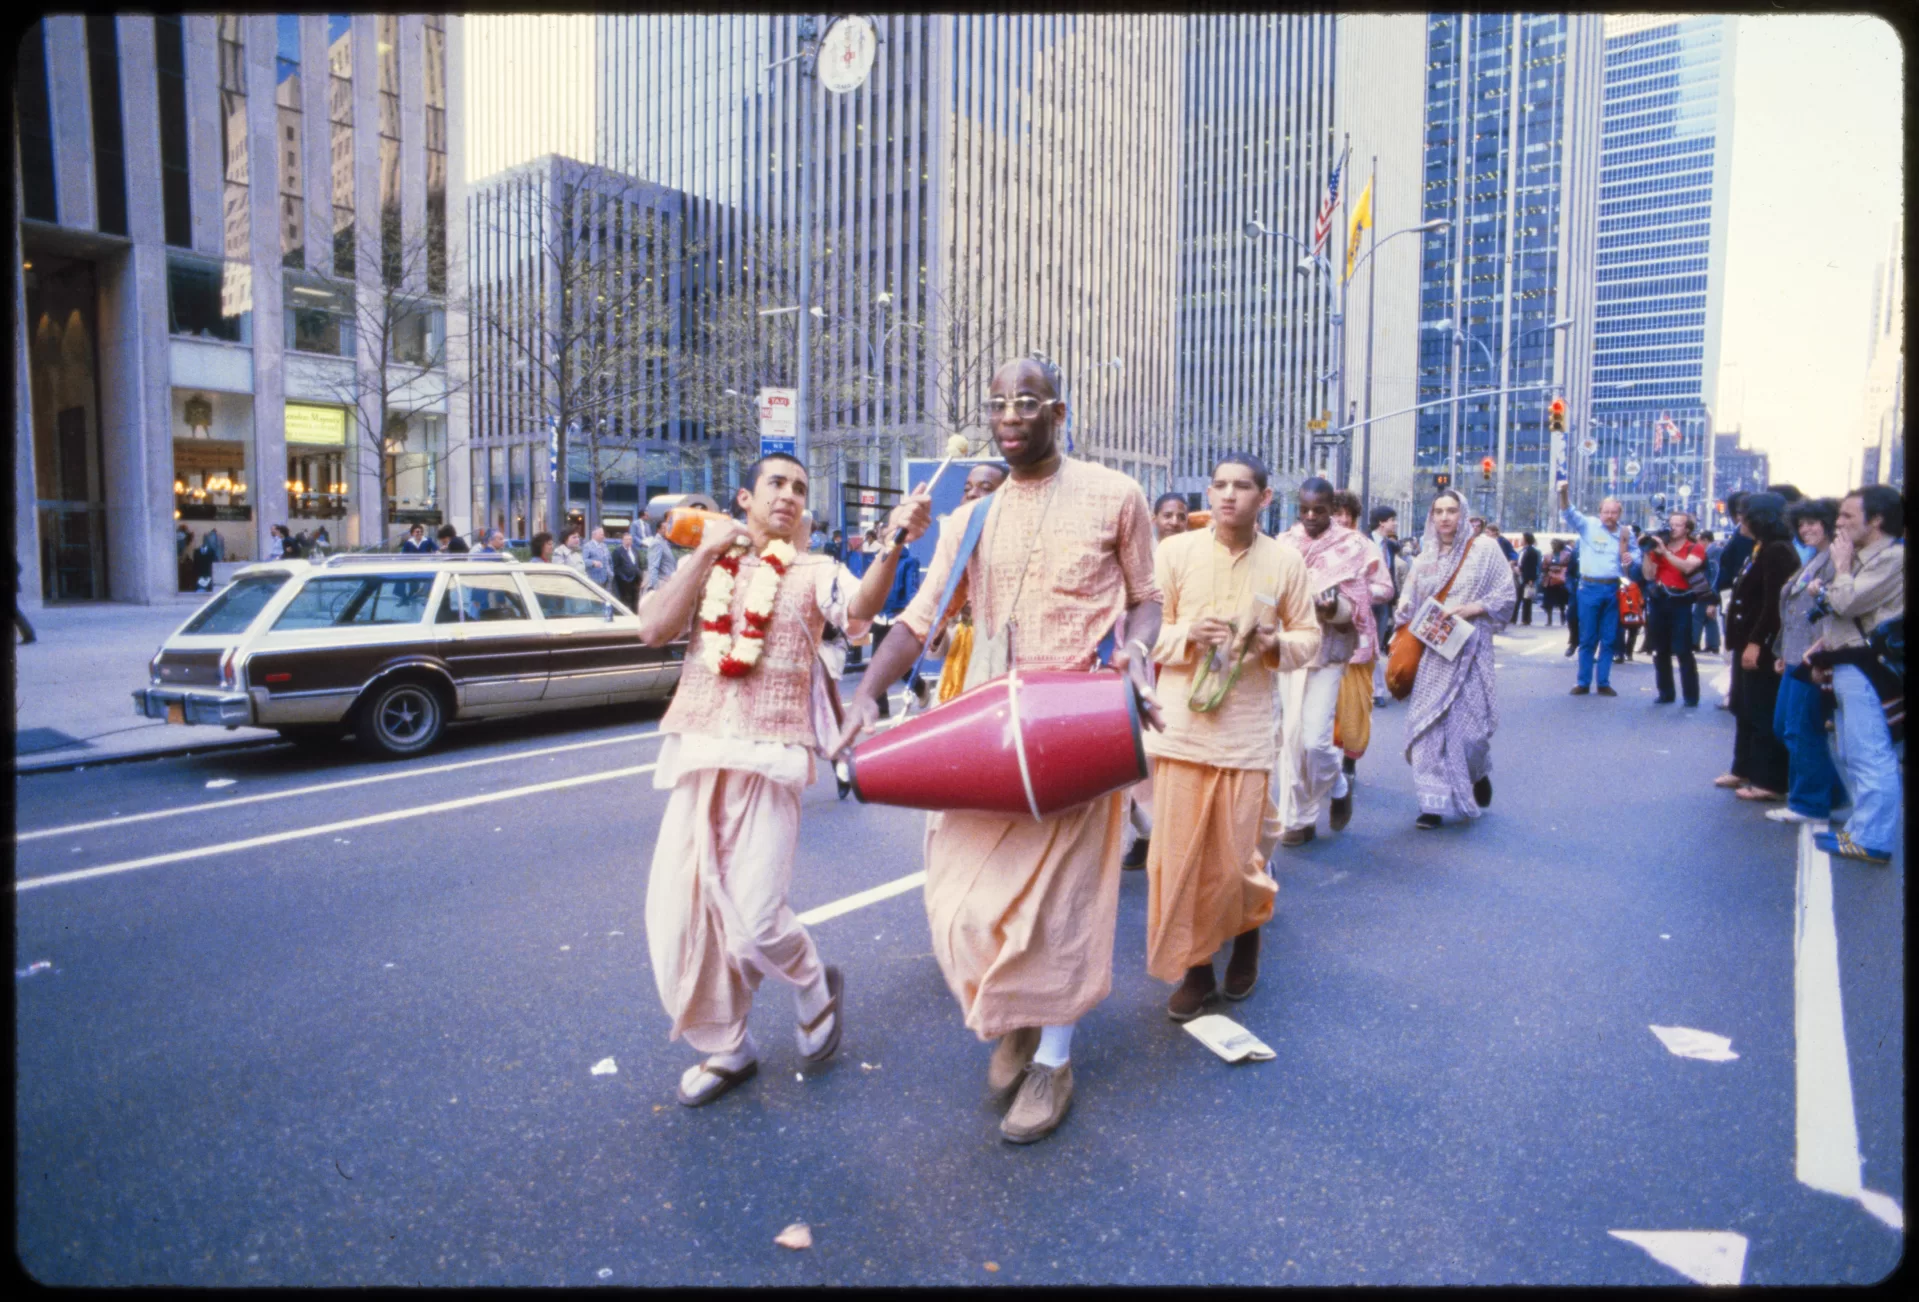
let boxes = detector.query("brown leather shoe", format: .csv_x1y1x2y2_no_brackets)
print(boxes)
1329,788,1353,831
1223,929,1260,1001
987,1026,1040,1098
1000,1061,1074,1144
1167,964,1217,1021
1278,825,1315,847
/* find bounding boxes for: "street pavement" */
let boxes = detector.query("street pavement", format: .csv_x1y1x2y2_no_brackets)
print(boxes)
12,622,1904,1285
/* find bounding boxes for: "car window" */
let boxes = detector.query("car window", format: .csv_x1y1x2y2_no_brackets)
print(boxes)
446,574,531,624
525,572,609,619
179,574,292,635
271,576,437,630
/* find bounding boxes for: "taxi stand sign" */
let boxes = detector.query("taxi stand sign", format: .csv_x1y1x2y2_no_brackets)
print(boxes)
758,387,798,458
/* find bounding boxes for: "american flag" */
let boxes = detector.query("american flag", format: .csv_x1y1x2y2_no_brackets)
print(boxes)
1312,152,1346,254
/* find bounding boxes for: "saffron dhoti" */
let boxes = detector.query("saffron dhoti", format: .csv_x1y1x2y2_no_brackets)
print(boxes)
1143,757,1278,982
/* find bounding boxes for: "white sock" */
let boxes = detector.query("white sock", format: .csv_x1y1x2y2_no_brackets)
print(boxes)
682,1034,757,1094
1033,1023,1074,1068
1332,770,1350,799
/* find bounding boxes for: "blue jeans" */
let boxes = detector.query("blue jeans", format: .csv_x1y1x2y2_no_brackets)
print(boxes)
1575,580,1620,688
1829,664,1900,854
1773,670,1848,817
1692,600,1721,653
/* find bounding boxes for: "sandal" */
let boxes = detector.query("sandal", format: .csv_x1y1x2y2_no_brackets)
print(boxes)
1735,786,1783,802
798,965,844,1065
676,1058,759,1108
1712,774,1744,788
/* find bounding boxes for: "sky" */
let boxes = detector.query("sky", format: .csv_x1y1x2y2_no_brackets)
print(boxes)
1716,14,1904,496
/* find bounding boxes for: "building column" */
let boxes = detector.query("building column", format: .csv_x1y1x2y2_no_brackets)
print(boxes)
12,123,43,609
248,15,288,560
43,16,97,232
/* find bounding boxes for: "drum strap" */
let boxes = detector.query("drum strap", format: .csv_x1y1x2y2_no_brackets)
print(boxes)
905,491,1001,700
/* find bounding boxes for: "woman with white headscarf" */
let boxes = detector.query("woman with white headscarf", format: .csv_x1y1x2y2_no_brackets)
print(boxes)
1393,490,1517,830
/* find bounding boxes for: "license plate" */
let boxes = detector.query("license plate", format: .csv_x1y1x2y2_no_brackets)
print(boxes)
166,702,186,725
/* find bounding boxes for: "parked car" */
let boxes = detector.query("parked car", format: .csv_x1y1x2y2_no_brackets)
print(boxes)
133,553,685,758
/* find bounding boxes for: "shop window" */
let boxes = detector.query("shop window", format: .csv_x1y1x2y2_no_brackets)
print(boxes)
284,274,356,355
168,257,252,343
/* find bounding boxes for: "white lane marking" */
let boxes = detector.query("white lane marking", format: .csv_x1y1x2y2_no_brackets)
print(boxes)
1521,637,1570,657
796,871,927,926
1794,822,1905,1230
16,727,665,842
15,764,657,893
1608,1231,1747,1285
1648,1025,1739,1062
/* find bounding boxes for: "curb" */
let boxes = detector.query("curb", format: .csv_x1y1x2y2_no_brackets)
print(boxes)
13,733,284,776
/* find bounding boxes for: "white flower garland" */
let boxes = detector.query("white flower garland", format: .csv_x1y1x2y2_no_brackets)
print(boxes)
699,538,797,678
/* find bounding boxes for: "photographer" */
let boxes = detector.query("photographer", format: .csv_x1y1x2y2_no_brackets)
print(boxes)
1804,485,1904,865
1640,511,1707,706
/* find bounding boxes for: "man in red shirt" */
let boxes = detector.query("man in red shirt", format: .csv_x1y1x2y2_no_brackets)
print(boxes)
1641,511,1708,706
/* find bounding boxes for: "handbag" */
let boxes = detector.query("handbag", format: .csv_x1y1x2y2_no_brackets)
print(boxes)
1682,543,1715,599
1331,659,1374,757
1811,616,1904,745
1386,538,1479,700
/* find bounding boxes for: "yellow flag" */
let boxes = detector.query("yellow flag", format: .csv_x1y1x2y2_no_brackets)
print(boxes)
1345,180,1373,283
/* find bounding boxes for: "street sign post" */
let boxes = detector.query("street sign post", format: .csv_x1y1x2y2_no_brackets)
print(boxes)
758,387,798,458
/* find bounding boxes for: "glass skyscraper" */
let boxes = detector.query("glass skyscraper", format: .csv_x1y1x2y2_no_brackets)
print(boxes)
1415,13,1603,530
1593,15,1737,528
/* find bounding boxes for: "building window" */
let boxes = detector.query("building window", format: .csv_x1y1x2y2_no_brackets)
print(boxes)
327,14,355,276
168,256,252,344
424,15,448,293
218,16,250,274
392,307,445,367
86,16,129,236
283,272,356,355
384,412,443,519
15,21,57,222
156,14,192,246
284,403,351,520
378,14,401,286
275,15,305,269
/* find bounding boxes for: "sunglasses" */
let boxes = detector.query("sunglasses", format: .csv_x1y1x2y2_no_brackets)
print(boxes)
980,395,1061,420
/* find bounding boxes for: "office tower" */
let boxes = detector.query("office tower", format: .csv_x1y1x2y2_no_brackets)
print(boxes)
1860,220,1903,488
1415,13,1603,531
13,14,465,604
1593,14,1738,528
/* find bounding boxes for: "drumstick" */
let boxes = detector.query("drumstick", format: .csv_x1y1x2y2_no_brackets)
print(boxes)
890,434,973,549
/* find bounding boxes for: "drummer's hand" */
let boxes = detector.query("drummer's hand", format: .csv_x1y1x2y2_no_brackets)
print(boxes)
886,487,934,545
828,691,882,762
1111,643,1165,733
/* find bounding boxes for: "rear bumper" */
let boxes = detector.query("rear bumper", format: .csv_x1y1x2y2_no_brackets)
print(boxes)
133,687,254,728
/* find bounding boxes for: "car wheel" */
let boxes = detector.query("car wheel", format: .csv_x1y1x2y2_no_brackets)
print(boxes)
276,725,346,747
353,678,446,759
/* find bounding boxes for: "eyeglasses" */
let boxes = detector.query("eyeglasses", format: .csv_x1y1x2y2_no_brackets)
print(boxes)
979,395,1060,421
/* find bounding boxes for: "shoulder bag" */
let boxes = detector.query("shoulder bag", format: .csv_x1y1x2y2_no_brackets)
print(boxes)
1386,538,1478,700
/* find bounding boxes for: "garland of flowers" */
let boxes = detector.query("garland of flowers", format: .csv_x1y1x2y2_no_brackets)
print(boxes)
699,538,798,678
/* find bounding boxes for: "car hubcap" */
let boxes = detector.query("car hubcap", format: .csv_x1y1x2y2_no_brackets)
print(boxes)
381,689,434,743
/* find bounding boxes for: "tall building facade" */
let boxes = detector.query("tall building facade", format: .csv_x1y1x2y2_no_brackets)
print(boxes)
13,14,467,605
1593,14,1737,528
1172,14,1340,520
1414,12,1604,531
1860,220,1904,489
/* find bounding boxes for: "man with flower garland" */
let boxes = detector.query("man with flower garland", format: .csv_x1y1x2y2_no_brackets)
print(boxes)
831,353,1165,1146
635,453,880,1108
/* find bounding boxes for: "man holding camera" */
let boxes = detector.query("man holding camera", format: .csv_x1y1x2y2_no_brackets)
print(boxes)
1641,511,1708,706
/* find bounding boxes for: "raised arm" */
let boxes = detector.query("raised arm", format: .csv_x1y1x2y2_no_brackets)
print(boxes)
635,517,747,647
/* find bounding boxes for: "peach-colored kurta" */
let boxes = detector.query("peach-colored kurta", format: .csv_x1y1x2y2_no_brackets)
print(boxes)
903,457,1160,1039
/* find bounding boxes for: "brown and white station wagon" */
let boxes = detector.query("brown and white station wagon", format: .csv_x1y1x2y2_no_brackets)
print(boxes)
133,554,685,758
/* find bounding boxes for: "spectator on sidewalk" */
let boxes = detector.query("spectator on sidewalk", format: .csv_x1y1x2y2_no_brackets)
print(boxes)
1515,532,1542,626
1558,477,1639,695
400,523,437,554
1694,530,1722,654
1717,493,1796,803
1766,498,1848,825
583,526,613,589
437,524,469,554
554,528,586,573
1808,486,1905,865
1370,504,1401,703
643,522,678,596
474,529,506,557
611,528,642,608
1714,493,1754,661
529,531,556,564
312,525,331,555
1641,512,1706,705
1540,540,1571,628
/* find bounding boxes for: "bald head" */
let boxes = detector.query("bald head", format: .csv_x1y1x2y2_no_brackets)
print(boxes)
1598,497,1623,527
991,356,1059,401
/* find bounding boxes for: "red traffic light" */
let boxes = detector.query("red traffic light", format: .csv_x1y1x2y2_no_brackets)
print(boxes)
1549,397,1566,417
1479,457,1495,479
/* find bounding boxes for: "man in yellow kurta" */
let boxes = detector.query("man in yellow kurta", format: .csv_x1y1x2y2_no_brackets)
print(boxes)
1146,454,1320,1019
832,354,1164,1146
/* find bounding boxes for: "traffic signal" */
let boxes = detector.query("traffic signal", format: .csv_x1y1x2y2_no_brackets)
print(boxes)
1433,472,1451,490
1548,397,1567,434
1480,457,1495,482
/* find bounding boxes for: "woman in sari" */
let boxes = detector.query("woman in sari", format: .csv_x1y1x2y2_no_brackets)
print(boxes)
1394,490,1518,830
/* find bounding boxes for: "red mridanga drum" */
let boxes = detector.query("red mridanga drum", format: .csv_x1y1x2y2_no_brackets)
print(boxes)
846,669,1147,819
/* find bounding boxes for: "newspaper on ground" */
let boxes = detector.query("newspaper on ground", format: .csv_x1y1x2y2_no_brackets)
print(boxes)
1183,1013,1275,1063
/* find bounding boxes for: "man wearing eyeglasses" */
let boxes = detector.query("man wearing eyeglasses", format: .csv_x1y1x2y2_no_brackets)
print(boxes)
831,352,1164,1146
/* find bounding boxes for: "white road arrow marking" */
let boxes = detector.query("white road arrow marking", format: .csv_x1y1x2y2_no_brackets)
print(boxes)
1649,1024,1740,1062
1608,1230,1747,1285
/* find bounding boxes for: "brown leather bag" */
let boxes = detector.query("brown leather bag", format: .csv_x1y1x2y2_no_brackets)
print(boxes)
1386,539,1480,700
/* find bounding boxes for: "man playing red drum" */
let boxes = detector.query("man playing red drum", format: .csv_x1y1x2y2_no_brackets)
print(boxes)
1145,453,1320,1020
635,454,871,1107
831,353,1164,1145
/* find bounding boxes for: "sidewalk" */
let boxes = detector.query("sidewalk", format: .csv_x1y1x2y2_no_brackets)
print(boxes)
11,596,280,772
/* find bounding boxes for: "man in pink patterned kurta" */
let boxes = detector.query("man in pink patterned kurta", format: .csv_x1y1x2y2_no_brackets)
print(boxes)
832,354,1164,1146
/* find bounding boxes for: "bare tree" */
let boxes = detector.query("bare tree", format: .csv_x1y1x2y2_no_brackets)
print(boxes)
473,159,692,535
306,210,472,547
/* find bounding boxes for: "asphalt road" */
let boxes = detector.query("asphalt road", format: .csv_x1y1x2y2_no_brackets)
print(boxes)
12,626,1904,1285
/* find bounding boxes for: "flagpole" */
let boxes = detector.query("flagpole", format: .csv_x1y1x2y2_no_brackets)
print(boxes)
1334,133,1350,484
1361,154,1379,515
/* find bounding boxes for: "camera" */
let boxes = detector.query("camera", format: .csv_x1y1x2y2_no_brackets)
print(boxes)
1807,592,1833,624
